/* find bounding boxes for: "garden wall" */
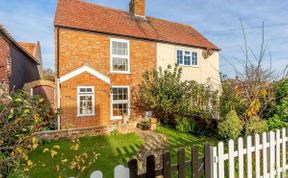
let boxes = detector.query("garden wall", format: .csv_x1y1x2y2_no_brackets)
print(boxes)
35,126,109,140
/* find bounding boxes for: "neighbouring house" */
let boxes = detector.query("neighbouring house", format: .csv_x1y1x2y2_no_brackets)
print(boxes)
54,0,221,132
18,41,43,73
0,23,40,93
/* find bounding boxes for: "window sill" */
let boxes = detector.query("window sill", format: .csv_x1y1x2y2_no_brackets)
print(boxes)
110,116,130,120
77,114,96,118
178,64,199,68
110,71,132,75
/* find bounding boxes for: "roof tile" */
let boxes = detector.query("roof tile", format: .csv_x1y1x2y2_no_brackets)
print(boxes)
54,0,219,50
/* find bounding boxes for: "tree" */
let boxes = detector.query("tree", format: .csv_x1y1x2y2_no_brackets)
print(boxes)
40,68,55,81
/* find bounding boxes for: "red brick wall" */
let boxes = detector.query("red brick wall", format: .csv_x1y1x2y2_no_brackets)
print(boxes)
57,28,156,129
0,36,10,89
60,72,110,129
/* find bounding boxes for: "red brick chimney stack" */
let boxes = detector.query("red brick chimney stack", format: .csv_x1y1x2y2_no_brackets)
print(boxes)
129,0,145,17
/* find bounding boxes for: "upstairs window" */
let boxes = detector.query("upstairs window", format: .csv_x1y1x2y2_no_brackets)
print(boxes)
192,52,198,66
176,49,198,66
110,39,130,73
77,86,95,117
111,86,130,119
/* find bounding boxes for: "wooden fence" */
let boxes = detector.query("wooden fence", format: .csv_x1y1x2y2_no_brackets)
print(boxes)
212,128,288,178
128,143,212,178
89,128,288,178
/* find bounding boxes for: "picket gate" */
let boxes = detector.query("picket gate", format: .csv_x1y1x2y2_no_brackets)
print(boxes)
89,165,129,178
212,128,288,178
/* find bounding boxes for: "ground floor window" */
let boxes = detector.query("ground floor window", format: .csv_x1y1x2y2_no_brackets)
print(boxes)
111,86,130,119
77,86,95,117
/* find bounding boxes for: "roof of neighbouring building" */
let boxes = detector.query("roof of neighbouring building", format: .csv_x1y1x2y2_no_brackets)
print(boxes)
0,23,40,64
54,0,220,50
18,42,42,63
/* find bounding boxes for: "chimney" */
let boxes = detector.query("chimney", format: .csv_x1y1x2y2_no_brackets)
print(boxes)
129,0,145,17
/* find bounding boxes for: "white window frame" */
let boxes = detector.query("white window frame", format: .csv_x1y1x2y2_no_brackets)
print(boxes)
110,86,130,120
176,49,199,67
77,86,95,117
110,38,130,74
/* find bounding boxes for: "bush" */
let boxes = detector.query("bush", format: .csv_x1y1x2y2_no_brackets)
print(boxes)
266,79,288,130
218,110,243,140
175,117,197,133
245,116,267,135
136,65,219,128
0,89,58,176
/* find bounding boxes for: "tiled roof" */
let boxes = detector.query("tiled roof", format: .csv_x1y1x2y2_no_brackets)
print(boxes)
0,23,40,64
54,0,219,50
18,42,37,58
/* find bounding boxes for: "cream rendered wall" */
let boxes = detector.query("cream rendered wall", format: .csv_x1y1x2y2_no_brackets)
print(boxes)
157,43,221,91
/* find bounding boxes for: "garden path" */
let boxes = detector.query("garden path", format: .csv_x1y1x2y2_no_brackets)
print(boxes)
133,129,169,174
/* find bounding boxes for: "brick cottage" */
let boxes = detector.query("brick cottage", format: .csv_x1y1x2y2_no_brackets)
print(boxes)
54,0,220,133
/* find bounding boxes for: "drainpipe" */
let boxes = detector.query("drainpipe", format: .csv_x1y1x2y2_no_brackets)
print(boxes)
57,79,61,130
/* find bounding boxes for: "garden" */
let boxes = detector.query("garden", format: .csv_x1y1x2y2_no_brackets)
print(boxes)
1,45,288,177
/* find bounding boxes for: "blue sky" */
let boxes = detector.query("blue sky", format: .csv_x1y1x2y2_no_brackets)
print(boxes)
0,0,287,77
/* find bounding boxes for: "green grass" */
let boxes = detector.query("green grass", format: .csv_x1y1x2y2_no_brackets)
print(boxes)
27,133,143,178
156,126,219,177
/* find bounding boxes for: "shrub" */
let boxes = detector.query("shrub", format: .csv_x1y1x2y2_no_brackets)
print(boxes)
136,65,219,127
245,116,268,135
0,89,58,176
175,117,197,133
218,110,243,140
266,79,288,130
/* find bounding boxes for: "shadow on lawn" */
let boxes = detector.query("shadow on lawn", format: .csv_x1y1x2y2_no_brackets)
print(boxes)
27,133,143,178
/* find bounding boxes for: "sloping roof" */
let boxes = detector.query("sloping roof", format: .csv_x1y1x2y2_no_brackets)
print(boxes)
0,23,40,64
18,42,37,58
54,0,219,50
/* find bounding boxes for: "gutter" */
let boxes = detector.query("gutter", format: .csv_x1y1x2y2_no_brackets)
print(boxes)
55,27,61,130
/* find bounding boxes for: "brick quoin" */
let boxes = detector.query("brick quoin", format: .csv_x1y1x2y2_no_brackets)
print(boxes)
57,28,156,129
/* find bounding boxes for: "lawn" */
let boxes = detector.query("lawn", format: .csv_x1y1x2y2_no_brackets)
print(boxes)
27,127,219,178
27,133,143,178
156,126,219,177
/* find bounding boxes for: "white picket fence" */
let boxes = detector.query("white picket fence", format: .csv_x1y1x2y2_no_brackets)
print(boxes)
212,128,288,178
89,165,129,178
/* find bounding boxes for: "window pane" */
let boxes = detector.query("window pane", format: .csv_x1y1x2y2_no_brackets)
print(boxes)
184,51,191,65
112,57,128,71
80,88,86,92
79,95,93,115
192,52,198,65
177,50,183,64
113,103,128,117
112,41,128,56
113,88,128,101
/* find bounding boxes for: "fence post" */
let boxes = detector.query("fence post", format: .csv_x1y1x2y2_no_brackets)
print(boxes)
204,143,212,178
262,132,268,177
163,151,171,178
178,147,186,178
238,137,244,178
128,159,138,178
228,139,235,178
246,136,252,178
269,131,275,178
192,146,199,178
212,147,217,178
276,130,281,177
218,142,224,178
146,155,156,178
282,128,286,178
255,134,260,178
